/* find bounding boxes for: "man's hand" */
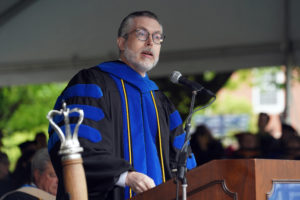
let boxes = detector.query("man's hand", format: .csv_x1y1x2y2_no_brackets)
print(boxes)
125,171,156,194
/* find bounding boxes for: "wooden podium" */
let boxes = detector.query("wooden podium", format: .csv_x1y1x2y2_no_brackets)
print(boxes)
132,159,300,200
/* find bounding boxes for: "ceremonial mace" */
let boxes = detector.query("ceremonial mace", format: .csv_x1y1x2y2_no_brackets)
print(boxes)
47,102,88,200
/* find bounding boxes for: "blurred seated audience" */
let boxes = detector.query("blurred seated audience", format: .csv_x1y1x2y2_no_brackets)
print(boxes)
34,132,47,150
281,123,300,160
1,148,57,200
19,141,37,155
281,123,298,141
0,152,14,197
10,139,40,188
11,149,36,188
191,125,224,166
233,132,261,158
256,113,282,158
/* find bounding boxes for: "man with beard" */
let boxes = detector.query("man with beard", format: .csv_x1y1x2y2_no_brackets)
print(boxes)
48,10,196,200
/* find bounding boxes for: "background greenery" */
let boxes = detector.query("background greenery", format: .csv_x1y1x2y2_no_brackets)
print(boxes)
0,83,66,170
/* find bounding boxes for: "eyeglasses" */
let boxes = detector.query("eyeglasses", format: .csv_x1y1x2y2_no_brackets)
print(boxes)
124,28,165,44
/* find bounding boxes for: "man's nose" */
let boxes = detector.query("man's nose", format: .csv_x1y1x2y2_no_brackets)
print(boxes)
145,35,154,46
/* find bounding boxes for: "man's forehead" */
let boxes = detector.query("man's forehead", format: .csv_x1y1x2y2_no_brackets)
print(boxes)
132,16,162,32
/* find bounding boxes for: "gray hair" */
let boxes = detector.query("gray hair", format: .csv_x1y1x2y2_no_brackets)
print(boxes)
118,10,163,38
31,148,51,177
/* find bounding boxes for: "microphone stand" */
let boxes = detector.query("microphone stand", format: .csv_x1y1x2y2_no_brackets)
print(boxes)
176,90,198,200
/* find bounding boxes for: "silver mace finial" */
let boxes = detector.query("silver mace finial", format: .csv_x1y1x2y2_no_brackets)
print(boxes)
47,102,84,161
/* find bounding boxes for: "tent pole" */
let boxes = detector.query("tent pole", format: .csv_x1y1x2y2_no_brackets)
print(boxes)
283,0,293,124
285,63,292,124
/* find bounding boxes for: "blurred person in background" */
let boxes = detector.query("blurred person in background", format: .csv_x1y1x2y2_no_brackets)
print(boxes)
11,149,36,188
34,132,47,150
10,140,39,188
233,132,261,158
190,124,224,166
281,123,300,159
0,152,14,197
256,113,282,158
1,148,57,200
18,141,36,155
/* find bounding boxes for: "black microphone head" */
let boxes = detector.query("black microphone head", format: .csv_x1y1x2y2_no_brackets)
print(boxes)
170,71,182,84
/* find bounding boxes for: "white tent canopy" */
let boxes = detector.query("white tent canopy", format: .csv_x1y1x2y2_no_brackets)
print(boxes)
0,0,299,86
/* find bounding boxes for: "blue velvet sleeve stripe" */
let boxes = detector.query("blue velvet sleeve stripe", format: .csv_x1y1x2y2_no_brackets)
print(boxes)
65,84,103,99
53,83,103,110
173,132,186,150
56,84,103,107
169,110,182,131
48,124,102,151
48,104,104,134
67,104,104,122
173,133,196,169
187,153,197,170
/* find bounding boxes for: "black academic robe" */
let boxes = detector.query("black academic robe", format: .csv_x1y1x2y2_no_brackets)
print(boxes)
1,191,39,200
48,61,196,200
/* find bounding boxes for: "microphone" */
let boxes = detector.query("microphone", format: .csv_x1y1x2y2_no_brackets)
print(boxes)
170,71,215,96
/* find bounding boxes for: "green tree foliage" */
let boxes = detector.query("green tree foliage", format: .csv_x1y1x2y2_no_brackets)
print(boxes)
0,83,66,170
0,83,66,133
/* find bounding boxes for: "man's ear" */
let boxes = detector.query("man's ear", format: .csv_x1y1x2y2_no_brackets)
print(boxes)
117,37,125,51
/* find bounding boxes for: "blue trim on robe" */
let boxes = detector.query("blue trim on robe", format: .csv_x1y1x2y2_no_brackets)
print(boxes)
169,110,182,131
68,104,104,122
108,76,130,163
48,104,105,135
173,132,186,150
173,132,197,169
22,184,37,188
100,61,163,199
98,61,158,93
187,153,197,170
141,92,162,185
108,75,135,199
49,105,104,132
54,84,103,110
48,124,102,151
49,83,104,147
124,83,148,176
